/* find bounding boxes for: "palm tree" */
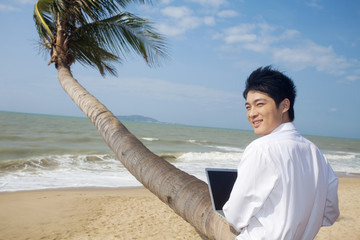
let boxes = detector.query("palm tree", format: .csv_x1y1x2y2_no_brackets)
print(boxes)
33,1,236,239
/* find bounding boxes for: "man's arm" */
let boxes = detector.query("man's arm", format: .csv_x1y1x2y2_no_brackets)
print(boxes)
223,146,279,232
322,165,340,226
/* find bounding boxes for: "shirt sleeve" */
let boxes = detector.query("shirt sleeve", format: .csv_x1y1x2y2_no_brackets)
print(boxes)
322,165,340,226
223,144,279,232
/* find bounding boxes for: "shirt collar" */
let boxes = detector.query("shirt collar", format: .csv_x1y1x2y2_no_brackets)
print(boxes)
271,122,296,134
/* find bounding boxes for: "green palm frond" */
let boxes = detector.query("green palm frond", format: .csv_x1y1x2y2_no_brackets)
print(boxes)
33,0,167,76
70,33,120,76
74,12,167,67
34,0,55,46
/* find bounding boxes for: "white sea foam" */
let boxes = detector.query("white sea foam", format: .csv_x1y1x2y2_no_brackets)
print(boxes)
186,139,244,152
141,137,159,141
325,153,357,161
1,148,360,192
324,151,360,174
0,154,141,192
178,151,242,162
0,152,242,192
174,151,242,182
204,144,244,152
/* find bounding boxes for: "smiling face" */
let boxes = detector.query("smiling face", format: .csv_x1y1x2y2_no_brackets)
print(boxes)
245,90,290,135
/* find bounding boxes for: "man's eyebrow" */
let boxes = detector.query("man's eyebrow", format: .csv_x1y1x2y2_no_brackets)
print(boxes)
245,98,267,106
254,98,267,103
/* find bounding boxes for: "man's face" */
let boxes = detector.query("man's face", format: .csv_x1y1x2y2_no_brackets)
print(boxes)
245,90,287,135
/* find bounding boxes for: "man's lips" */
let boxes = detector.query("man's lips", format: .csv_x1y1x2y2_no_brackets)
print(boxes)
252,120,262,128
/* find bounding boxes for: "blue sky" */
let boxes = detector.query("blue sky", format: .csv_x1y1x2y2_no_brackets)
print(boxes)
0,0,359,139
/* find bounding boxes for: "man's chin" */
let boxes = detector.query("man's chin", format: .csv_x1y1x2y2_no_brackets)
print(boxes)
253,128,268,136
253,129,263,135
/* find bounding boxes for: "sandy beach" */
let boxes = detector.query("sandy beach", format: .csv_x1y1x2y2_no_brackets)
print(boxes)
0,177,359,240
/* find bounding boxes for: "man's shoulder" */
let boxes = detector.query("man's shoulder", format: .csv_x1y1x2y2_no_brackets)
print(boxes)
246,134,277,152
248,123,305,148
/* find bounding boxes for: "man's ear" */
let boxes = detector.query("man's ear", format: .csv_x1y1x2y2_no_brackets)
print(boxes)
281,98,290,113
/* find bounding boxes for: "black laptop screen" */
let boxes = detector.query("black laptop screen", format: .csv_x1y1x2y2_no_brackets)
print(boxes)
206,168,237,210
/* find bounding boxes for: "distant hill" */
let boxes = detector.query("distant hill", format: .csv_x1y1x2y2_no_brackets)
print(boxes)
116,115,160,123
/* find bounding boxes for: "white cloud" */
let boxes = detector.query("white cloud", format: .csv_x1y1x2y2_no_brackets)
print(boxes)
278,29,300,41
0,4,20,11
187,0,227,8
343,67,360,82
161,6,193,19
346,75,360,82
159,0,173,4
157,6,208,36
222,24,257,44
273,42,353,75
217,10,238,18
225,33,257,44
273,48,313,69
215,22,360,81
157,16,202,36
15,0,36,4
306,0,323,9
10,0,37,5
204,16,216,26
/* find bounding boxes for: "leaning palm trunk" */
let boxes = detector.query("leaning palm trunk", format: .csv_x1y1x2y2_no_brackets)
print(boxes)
57,65,237,239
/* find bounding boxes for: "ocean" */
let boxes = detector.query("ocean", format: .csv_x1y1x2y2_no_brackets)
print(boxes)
0,111,359,192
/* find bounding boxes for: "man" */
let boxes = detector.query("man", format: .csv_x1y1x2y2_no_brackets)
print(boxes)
223,66,339,240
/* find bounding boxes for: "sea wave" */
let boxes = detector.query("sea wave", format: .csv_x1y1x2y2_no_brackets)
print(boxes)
1,112,359,192
172,152,241,181
324,151,360,174
184,139,244,152
325,152,358,161
1,149,360,192
178,151,242,162
141,137,159,141
0,154,140,192
203,144,244,152
158,153,183,162
0,157,60,172
0,154,123,172
0,151,241,192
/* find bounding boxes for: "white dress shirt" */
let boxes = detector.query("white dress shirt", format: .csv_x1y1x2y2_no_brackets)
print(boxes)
223,122,339,240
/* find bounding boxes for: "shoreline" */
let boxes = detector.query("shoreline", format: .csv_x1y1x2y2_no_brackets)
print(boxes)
0,171,358,194
335,171,360,178
0,177,359,239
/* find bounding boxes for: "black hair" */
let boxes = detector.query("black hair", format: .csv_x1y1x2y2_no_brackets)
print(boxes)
243,66,297,121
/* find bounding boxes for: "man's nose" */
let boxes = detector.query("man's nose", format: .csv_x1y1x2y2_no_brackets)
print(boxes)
248,108,258,118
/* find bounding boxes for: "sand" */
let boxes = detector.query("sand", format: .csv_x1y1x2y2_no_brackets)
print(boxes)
0,177,359,240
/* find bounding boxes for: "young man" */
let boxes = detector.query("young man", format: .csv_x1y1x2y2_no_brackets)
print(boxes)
223,66,339,240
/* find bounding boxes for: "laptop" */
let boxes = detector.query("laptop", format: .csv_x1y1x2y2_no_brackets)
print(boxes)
205,168,237,217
